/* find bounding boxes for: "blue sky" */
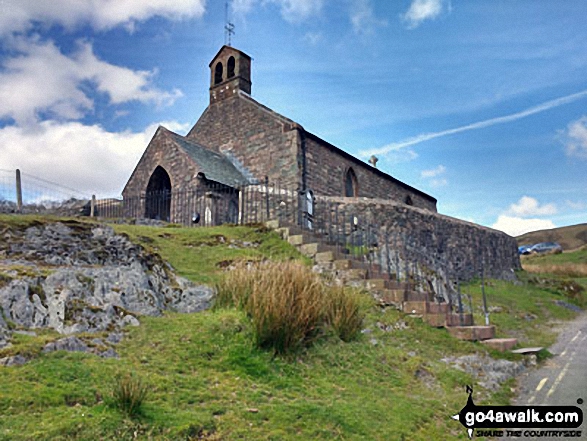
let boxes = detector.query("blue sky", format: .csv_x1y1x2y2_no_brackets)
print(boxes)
0,0,586,237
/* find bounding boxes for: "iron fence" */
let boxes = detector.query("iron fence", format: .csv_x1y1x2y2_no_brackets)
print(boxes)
2,170,489,320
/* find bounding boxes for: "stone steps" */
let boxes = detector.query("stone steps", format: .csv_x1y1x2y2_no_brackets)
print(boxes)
481,338,518,352
446,325,496,341
268,220,514,347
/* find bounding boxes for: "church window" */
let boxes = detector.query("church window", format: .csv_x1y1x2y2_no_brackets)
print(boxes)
227,56,236,78
344,168,358,197
405,195,413,206
214,62,223,85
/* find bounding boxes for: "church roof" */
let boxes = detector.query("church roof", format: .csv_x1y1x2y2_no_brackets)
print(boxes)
167,130,250,187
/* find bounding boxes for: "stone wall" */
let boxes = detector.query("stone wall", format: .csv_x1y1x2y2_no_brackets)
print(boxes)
186,92,437,212
313,196,521,282
304,134,437,211
123,127,199,197
187,93,300,188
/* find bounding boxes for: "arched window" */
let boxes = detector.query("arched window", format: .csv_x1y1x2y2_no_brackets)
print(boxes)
404,195,413,206
214,62,223,85
227,56,236,78
344,168,358,197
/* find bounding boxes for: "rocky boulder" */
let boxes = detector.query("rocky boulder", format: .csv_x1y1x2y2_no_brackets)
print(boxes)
0,221,214,344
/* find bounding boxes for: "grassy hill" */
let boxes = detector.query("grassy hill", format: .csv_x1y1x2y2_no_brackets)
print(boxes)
516,223,587,251
0,215,585,440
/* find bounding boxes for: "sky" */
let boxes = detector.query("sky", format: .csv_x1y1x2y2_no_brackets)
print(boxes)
0,0,586,237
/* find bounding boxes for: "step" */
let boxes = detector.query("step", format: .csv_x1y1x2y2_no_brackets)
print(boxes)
427,303,450,314
445,313,474,327
404,291,433,302
364,278,408,291
401,300,446,314
424,313,447,328
379,288,405,304
481,338,518,352
275,227,290,239
315,251,335,263
403,301,429,315
288,234,305,246
334,259,354,270
343,268,368,280
299,242,333,257
447,325,496,341
265,220,280,230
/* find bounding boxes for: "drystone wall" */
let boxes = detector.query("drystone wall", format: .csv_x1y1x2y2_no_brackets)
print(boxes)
314,196,521,282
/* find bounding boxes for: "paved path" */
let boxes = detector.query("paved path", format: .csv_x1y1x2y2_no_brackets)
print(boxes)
506,312,587,440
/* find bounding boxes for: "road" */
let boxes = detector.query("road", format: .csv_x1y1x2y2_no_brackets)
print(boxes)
505,312,587,440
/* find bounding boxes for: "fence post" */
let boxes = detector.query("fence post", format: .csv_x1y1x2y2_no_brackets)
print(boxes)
15,169,23,213
264,176,270,221
90,195,96,217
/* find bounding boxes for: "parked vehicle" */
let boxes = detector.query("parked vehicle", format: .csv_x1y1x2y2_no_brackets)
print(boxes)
518,245,533,255
529,242,562,254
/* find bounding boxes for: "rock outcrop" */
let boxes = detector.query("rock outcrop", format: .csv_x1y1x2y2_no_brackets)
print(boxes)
0,221,213,350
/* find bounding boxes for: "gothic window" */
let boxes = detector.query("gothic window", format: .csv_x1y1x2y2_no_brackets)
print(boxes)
405,195,413,206
344,167,358,197
214,62,223,85
227,56,236,78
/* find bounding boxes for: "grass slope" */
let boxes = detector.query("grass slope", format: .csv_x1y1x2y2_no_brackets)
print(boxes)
516,223,587,251
0,216,585,440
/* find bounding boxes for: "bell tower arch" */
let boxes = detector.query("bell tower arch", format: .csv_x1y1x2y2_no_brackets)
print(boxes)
209,45,252,104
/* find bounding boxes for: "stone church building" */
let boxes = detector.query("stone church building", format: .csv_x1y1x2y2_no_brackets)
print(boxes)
123,45,437,223
122,45,520,281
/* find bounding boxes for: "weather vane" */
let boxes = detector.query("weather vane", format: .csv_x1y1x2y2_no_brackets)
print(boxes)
224,0,235,46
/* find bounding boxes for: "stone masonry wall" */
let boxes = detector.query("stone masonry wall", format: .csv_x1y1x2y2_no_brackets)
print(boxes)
187,93,300,188
123,128,199,197
314,196,521,281
305,136,437,211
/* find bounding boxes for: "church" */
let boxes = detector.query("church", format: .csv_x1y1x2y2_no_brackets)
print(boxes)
123,45,437,224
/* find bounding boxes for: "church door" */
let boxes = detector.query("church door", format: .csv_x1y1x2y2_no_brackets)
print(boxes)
145,166,172,221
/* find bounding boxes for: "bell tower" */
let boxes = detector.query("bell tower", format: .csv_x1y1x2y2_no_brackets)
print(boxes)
209,45,252,104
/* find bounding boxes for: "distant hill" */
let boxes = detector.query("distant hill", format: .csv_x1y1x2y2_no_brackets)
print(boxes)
517,223,587,251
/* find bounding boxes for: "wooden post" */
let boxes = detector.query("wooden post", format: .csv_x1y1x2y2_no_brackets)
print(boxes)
90,195,96,217
15,169,23,213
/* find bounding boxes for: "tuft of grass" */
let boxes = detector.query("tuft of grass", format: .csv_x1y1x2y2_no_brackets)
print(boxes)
111,373,149,418
215,261,365,355
325,287,365,342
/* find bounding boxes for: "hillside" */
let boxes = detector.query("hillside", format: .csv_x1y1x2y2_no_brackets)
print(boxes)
0,215,585,440
516,223,587,251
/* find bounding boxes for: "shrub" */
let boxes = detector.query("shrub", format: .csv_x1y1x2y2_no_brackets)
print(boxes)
111,373,149,417
325,287,365,342
215,261,365,355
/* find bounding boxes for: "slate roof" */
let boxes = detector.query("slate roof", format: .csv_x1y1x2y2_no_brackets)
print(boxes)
167,131,250,187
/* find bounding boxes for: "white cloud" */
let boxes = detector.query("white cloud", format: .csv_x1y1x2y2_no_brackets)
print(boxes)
562,115,587,159
401,0,445,29
349,0,386,36
420,164,447,187
492,215,556,237
385,148,418,164
0,0,206,36
506,196,557,217
361,89,587,158
420,164,446,178
0,38,181,126
232,0,324,22
0,120,190,196
566,200,587,210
